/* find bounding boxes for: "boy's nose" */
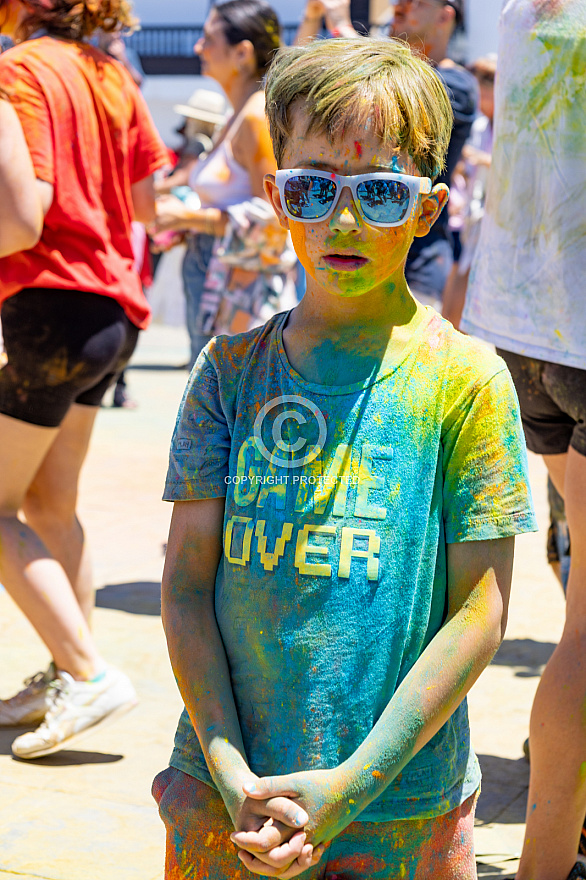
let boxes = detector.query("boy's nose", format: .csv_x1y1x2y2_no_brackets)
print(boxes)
330,188,361,232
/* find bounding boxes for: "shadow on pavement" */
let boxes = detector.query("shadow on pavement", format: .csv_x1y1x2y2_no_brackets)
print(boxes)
491,638,556,677
96,581,161,616
0,728,33,755
1,730,123,763
476,754,529,824
477,865,516,879
13,750,124,765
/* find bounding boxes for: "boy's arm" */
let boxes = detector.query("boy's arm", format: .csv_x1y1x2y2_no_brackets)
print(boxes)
235,536,513,866
162,499,311,853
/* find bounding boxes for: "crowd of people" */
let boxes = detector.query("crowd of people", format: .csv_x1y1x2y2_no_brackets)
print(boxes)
0,0,584,878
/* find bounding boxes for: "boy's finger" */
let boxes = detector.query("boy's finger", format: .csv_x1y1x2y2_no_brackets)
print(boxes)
262,795,308,828
280,847,325,880
237,849,315,879
231,827,282,852
295,843,315,869
244,776,300,799
236,832,307,869
230,825,303,854
237,850,289,877
312,844,326,863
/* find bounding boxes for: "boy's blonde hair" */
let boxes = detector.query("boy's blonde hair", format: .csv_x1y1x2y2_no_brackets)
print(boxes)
265,37,453,179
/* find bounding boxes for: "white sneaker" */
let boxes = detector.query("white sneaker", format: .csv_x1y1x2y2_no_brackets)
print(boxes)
11,666,138,759
0,665,56,726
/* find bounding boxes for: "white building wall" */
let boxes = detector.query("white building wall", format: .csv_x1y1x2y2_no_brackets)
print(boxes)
466,0,502,60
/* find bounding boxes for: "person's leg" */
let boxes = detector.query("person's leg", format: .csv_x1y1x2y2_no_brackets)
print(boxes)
544,452,568,499
324,792,477,879
21,404,98,624
0,288,138,678
182,235,214,369
498,350,576,590
546,476,570,590
546,469,571,592
517,446,586,880
0,412,102,679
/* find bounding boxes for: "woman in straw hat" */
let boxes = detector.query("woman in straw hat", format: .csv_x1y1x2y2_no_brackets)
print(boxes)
154,0,295,368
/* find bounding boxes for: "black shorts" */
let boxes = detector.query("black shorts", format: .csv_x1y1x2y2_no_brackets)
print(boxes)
0,288,140,428
498,349,586,458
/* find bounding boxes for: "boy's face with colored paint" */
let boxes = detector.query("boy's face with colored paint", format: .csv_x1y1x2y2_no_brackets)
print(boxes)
265,103,448,303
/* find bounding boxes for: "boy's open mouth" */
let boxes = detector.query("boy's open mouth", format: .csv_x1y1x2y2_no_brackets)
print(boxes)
323,253,369,271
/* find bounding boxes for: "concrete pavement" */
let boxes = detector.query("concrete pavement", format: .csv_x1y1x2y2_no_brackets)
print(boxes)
0,322,567,880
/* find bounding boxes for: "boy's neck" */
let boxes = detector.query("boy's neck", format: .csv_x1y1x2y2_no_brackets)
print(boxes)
296,273,416,335
283,277,428,386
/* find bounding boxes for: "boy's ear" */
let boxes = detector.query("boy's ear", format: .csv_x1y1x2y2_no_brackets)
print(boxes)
413,183,450,238
263,174,290,230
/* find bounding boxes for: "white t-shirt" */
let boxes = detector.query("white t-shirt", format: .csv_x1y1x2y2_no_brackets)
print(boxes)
461,0,586,371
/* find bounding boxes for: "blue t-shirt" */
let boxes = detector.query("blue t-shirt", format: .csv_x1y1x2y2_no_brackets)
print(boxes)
163,307,536,821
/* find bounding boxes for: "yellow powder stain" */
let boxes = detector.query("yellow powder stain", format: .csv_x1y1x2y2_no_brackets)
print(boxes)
289,222,314,280
555,329,563,340
349,799,355,804
372,770,383,779
364,762,373,770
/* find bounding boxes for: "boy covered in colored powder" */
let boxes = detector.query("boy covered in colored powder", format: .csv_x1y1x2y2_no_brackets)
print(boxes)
154,38,536,879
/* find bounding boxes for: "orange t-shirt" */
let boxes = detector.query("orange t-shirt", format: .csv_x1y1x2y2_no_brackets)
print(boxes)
0,37,169,329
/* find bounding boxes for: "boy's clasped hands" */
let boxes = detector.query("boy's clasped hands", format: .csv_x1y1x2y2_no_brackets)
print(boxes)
229,768,360,877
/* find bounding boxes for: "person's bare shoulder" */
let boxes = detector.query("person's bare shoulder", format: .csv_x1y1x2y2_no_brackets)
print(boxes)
242,89,267,119
231,91,273,172
233,91,267,140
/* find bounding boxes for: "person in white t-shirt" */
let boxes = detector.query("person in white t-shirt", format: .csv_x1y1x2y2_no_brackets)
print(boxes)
461,3,586,879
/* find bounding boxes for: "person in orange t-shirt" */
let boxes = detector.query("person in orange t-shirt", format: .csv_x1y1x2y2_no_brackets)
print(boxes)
0,0,168,758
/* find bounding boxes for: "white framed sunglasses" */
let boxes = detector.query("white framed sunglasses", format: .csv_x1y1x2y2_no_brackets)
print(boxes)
275,168,432,228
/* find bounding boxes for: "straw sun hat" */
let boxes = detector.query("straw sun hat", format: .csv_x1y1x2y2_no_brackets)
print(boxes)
173,89,229,125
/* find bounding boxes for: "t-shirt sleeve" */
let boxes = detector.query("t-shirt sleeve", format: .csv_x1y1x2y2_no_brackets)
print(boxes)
442,367,537,542
163,349,231,501
0,59,54,184
128,83,170,184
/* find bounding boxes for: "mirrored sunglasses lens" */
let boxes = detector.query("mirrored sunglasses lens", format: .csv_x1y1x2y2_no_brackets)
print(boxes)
283,176,337,220
357,179,411,224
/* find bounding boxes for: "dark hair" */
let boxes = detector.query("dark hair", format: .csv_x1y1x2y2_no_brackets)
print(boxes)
11,0,137,42
469,55,497,84
212,0,280,76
